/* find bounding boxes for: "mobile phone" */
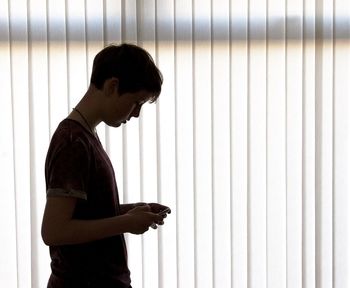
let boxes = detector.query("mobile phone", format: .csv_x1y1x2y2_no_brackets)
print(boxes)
158,207,171,216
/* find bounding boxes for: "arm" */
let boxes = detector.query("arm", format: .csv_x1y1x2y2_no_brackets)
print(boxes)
41,197,163,246
119,202,147,214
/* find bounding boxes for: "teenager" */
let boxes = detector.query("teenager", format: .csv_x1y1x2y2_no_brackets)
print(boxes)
41,43,170,287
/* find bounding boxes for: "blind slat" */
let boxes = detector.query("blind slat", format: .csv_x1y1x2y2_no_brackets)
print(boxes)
2,0,349,287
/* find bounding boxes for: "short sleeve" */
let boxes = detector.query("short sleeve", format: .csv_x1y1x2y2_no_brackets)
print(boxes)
46,138,90,200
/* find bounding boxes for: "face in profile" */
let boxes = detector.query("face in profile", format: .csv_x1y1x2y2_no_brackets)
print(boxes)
104,90,153,127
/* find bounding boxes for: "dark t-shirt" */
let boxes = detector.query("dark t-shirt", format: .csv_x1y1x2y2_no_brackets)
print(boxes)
45,119,131,288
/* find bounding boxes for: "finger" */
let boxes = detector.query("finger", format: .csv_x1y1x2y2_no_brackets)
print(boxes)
159,207,171,215
159,213,168,218
155,214,164,222
150,203,171,214
135,205,151,212
147,212,163,221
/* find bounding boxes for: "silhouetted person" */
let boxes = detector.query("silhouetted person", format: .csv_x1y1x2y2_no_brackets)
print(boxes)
41,43,170,288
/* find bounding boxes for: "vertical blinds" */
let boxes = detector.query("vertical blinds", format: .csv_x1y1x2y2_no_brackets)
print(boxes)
0,0,349,287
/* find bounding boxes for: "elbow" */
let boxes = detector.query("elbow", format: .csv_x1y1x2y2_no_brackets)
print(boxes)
42,230,63,246
41,226,53,246
41,222,60,246
42,220,74,246
42,237,51,247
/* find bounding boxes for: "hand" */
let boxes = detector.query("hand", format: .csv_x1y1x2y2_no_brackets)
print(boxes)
147,203,171,228
125,205,163,235
148,203,171,216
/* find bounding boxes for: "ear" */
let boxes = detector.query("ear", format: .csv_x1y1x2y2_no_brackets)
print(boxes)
103,77,119,97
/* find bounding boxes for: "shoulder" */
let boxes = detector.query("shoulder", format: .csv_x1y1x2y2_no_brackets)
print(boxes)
53,119,89,141
47,119,93,158
52,119,94,145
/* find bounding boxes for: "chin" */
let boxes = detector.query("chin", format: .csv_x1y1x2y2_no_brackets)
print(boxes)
105,121,121,128
108,119,127,128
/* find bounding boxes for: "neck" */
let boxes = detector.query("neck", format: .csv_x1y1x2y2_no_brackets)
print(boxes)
68,88,102,134
73,107,96,135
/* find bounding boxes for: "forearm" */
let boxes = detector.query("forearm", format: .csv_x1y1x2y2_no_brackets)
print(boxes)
42,214,131,246
41,197,164,246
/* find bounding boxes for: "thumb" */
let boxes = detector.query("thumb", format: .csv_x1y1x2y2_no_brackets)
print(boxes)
134,204,151,212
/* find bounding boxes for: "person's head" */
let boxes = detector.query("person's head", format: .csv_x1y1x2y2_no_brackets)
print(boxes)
90,43,163,102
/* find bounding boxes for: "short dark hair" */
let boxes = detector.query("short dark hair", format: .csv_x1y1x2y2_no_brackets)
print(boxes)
90,43,163,102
